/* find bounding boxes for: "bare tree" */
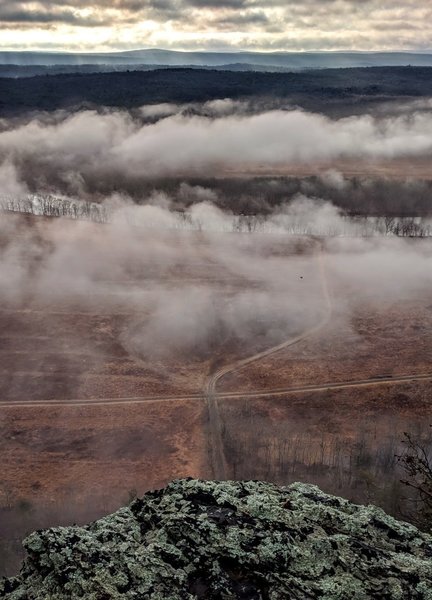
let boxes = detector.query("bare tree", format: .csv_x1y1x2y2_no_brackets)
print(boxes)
396,428,432,531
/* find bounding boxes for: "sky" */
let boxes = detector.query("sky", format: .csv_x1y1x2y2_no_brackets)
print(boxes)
0,0,432,53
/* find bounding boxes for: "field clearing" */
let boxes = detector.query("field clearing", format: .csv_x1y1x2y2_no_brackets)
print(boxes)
220,297,432,392
1,213,432,575
222,157,432,180
0,399,207,575
0,308,208,399
0,213,321,402
0,400,206,506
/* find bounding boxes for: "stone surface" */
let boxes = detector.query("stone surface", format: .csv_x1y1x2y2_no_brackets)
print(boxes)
1,478,432,599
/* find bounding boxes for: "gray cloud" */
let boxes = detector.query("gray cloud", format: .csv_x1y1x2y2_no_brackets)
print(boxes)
0,6,106,25
1,192,432,366
214,11,269,29
0,0,432,49
186,0,249,7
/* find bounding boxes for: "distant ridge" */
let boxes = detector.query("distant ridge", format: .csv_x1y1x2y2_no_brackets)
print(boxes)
2,49,432,70
2,67,432,117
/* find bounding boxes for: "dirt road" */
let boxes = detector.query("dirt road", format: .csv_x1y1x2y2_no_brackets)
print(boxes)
205,252,332,397
0,372,431,408
203,251,332,479
1,250,431,480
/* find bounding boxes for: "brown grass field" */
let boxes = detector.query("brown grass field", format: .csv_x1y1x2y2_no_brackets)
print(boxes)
222,157,432,180
219,298,432,392
1,212,432,575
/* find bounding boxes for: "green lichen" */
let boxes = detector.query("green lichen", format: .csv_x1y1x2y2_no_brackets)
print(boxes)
1,479,432,599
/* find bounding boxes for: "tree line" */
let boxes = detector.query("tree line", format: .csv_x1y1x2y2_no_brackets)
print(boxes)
2,194,432,236
0,195,109,224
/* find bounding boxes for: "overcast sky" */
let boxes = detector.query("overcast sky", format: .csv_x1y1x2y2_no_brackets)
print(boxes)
1,0,432,53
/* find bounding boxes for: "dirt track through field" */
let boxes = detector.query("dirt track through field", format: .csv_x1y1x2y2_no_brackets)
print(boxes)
0,372,431,408
203,251,332,480
205,253,332,397
2,250,432,481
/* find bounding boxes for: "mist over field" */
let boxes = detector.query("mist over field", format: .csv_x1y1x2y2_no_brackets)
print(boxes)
3,0,432,588
2,62,432,583
1,94,432,360
2,99,432,222
3,104,432,181
1,204,432,361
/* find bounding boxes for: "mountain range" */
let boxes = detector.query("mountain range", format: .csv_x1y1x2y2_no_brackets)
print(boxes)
2,49,432,70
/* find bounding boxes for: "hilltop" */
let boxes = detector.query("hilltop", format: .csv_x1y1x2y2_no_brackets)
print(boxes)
2,479,432,599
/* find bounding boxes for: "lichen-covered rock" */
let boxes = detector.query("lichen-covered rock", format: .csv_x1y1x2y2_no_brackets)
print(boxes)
1,479,432,599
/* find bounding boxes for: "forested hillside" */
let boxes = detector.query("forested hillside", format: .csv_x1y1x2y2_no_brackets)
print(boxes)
1,67,432,116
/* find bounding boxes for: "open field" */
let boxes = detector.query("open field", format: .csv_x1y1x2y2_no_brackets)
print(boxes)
219,298,432,392
1,212,432,575
0,213,321,402
223,157,432,181
0,399,207,575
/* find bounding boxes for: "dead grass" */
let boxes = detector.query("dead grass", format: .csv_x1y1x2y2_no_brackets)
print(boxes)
221,157,432,180
220,295,432,393
1,213,432,575
0,400,207,507
0,399,208,575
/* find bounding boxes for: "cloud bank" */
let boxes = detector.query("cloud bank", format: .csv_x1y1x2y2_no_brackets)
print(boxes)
1,0,432,52
2,106,432,198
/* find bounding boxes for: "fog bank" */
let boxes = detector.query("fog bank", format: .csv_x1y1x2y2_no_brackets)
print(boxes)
2,106,432,201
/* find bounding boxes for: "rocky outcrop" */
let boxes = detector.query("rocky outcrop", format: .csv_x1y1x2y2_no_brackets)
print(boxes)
2,479,432,599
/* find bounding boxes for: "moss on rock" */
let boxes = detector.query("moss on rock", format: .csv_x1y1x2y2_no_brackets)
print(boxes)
1,479,432,599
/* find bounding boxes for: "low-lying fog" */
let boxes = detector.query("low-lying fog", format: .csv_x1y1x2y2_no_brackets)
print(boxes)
1,197,432,363
1,99,432,202
2,98,432,577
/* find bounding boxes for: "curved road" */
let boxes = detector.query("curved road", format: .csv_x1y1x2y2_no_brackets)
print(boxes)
205,252,331,397
203,251,332,479
1,250,431,480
